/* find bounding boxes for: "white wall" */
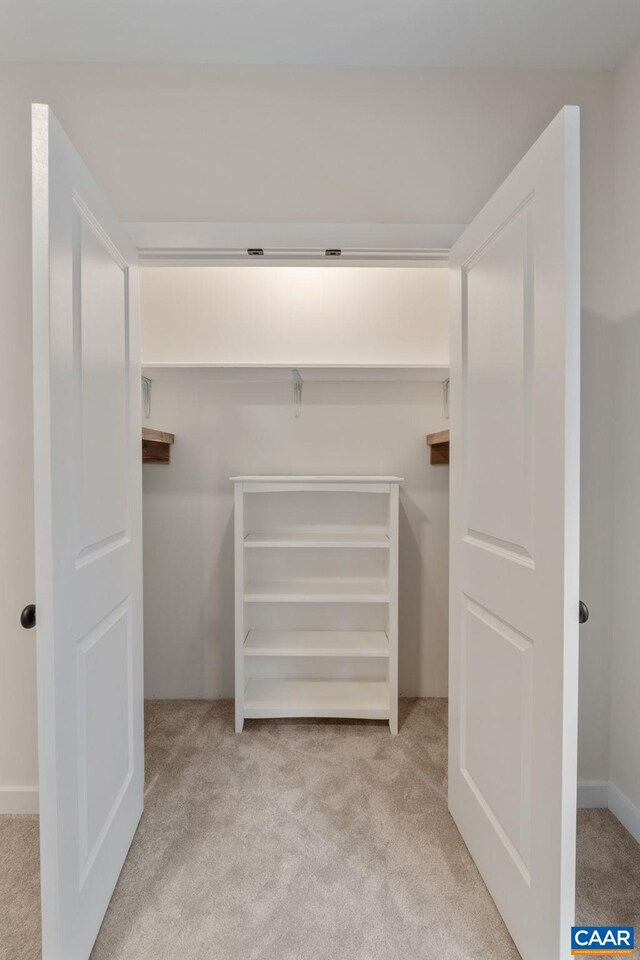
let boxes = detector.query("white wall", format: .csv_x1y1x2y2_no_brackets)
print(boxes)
608,40,640,837
0,62,615,803
142,266,449,365
0,82,39,811
143,379,449,698
578,317,615,785
0,64,613,230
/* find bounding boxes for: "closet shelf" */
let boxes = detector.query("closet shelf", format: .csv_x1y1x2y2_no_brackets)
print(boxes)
244,630,390,658
243,578,390,603
232,475,403,483
244,532,390,549
244,678,390,720
426,429,450,465
142,363,449,383
142,427,175,464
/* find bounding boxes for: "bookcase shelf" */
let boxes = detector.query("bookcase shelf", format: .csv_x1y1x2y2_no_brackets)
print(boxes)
233,476,401,734
243,630,390,658
244,679,390,720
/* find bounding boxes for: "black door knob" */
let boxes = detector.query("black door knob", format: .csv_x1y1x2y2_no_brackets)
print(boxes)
20,604,36,629
579,601,589,625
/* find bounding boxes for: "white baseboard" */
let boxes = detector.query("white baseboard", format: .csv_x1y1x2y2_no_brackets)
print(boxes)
578,780,640,846
0,786,39,815
608,783,640,846
577,781,610,808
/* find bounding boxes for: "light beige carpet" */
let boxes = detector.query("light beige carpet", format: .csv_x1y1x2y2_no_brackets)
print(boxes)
576,807,640,927
2,699,639,960
0,812,40,960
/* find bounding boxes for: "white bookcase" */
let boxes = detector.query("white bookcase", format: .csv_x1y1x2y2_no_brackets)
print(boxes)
232,476,402,734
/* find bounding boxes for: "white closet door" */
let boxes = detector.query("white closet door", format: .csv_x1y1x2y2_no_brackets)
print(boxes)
448,106,580,960
32,104,143,960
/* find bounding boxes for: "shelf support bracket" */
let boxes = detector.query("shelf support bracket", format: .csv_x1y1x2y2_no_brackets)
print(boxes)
292,369,303,418
426,430,450,465
142,376,152,420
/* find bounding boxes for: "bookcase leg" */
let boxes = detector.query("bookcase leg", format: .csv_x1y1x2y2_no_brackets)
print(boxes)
235,707,244,733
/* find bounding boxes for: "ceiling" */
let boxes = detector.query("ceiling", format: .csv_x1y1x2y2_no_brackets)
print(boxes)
1,0,640,70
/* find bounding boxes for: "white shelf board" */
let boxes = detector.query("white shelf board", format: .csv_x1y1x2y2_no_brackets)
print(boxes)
244,532,390,549
244,578,390,603
232,475,402,483
142,363,448,383
244,678,390,719
244,630,389,658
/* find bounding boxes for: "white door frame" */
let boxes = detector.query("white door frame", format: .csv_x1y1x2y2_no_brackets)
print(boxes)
123,221,463,266
132,175,578,960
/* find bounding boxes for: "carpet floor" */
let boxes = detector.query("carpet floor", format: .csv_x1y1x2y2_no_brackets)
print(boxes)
1,699,639,960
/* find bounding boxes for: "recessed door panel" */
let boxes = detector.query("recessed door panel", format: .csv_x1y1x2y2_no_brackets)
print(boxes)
462,598,532,878
77,600,133,887
464,207,534,563
74,206,129,564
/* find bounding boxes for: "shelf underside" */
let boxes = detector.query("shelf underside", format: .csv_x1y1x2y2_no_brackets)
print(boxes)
244,532,390,549
244,578,389,603
244,630,389,658
143,363,448,383
244,678,390,719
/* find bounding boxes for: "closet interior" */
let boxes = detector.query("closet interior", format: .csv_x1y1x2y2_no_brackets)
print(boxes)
139,263,451,708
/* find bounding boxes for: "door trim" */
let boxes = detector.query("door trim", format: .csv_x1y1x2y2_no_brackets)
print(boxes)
123,221,464,266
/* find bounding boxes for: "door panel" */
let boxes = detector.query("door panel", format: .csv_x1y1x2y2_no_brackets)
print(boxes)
33,104,143,960
462,597,533,876
449,106,580,960
465,205,534,558
76,208,129,556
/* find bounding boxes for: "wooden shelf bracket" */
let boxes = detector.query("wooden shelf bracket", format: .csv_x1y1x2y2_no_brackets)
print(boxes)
426,429,449,465
142,427,175,464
